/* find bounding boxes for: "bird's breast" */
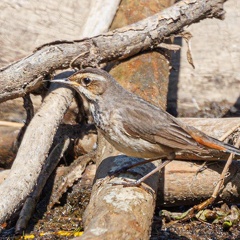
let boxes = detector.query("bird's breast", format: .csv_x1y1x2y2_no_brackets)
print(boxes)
90,107,171,158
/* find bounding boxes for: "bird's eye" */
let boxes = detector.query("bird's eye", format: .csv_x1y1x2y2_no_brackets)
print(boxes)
81,77,92,86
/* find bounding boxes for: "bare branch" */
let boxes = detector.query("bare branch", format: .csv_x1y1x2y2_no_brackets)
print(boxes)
0,0,227,103
0,84,73,224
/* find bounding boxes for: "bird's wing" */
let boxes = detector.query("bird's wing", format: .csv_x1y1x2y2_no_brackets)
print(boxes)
121,104,202,151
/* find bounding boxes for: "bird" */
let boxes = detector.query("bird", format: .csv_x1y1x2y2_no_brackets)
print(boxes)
51,68,240,184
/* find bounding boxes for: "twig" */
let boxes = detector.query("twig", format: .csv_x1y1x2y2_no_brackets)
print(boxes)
219,125,240,141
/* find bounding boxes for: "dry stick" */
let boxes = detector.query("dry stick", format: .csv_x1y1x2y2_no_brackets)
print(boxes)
15,138,70,234
219,125,240,141
0,0,227,103
182,134,240,221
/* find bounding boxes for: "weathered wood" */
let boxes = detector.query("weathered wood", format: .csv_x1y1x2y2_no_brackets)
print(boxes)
0,84,73,224
81,155,159,240
15,138,70,234
0,0,227,103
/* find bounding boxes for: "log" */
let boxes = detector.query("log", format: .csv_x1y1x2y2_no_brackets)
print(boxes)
80,155,159,240
2,153,240,208
158,159,240,207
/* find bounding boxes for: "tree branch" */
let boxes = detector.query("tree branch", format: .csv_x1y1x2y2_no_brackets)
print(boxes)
0,0,227,103
0,84,73,224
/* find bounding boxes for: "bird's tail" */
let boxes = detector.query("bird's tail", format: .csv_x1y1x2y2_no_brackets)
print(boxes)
184,125,240,156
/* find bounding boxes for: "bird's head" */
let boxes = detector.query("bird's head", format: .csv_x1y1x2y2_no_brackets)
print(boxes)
52,68,113,102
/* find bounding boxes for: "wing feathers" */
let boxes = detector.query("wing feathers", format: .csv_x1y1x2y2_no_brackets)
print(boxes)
121,105,202,151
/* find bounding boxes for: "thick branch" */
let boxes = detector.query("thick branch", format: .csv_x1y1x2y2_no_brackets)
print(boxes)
0,85,73,224
0,0,227,103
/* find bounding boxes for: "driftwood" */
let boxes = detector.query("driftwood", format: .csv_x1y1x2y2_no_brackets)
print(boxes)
159,158,240,207
15,138,70,234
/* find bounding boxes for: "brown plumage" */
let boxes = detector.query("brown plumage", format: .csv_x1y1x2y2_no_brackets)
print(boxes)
54,67,240,160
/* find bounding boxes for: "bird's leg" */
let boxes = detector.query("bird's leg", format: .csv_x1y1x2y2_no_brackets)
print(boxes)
130,160,172,186
110,153,175,188
195,161,218,175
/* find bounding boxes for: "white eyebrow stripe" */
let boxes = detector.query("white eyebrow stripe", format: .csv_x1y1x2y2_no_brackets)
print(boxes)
83,73,107,82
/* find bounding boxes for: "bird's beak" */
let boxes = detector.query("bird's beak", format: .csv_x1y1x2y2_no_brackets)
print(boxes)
46,78,80,87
